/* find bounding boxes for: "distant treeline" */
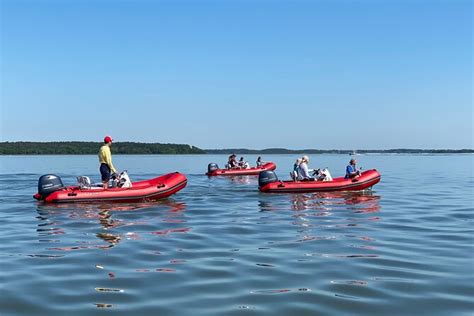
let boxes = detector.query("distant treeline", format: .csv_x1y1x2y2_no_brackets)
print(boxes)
1,142,472,155
0,142,206,155
205,148,474,154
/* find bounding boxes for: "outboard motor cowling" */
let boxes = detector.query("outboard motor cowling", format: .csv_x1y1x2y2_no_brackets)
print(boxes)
208,163,219,174
38,174,64,197
258,171,279,187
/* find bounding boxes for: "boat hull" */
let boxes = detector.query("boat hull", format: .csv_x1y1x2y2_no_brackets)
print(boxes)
259,169,381,193
35,172,187,203
206,162,276,176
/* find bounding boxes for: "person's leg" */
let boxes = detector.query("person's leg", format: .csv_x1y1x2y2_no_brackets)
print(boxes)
100,164,111,189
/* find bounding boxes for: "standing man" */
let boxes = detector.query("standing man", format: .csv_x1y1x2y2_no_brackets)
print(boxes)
99,136,117,189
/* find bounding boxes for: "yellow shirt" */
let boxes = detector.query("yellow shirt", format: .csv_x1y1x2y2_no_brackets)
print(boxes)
98,145,117,173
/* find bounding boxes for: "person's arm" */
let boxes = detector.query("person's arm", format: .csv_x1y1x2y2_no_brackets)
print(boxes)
354,166,361,175
346,165,359,177
105,147,117,173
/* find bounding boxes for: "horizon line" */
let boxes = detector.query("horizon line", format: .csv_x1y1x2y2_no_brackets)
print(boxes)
0,141,472,151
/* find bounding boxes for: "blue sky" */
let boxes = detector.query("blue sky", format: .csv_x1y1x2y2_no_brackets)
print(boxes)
1,0,472,149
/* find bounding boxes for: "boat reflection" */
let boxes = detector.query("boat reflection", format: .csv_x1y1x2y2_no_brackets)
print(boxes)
257,192,381,254
291,191,381,213
96,208,122,246
259,191,381,214
35,200,187,250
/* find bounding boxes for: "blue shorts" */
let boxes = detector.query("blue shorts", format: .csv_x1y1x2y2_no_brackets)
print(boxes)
100,163,111,182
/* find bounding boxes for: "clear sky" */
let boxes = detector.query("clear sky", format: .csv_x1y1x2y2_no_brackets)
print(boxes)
1,0,472,149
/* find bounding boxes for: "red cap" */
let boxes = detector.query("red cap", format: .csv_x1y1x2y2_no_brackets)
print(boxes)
104,136,113,143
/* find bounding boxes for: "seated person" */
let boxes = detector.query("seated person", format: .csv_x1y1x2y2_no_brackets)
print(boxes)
345,159,361,179
238,157,250,169
298,155,315,181
227,154,238,169
290,158,302,181
256,156,264,167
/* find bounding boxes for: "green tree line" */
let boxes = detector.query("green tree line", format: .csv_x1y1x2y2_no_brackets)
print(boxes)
1,142,472,155
0,142,206,155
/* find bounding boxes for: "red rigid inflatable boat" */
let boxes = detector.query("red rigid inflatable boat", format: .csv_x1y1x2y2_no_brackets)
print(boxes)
259,169,381,193
206,162,277,176
34,172,187,203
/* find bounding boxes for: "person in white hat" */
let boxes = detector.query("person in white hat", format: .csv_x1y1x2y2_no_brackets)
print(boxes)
298,155,315,181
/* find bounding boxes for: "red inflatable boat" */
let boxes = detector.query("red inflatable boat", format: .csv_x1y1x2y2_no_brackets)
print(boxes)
206,162,277,176
259,169,381,193
34,172,187,203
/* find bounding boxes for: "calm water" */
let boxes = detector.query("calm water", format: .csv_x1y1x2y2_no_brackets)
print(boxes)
0,154,473,316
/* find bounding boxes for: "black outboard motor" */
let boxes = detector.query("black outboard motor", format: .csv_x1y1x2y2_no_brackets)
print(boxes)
258,170,279,187
208,163,219,174
38,174,64,198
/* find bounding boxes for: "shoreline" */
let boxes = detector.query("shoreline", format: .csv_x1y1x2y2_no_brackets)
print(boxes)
0,142,472,155
1,152,473,156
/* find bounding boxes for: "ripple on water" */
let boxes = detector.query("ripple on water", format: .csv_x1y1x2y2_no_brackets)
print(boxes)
0,156,473,316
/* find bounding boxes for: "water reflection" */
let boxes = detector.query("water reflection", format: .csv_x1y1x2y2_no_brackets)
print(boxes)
259,191,381,214
223,175,256,185
35,200,187,251
292,191,381,213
